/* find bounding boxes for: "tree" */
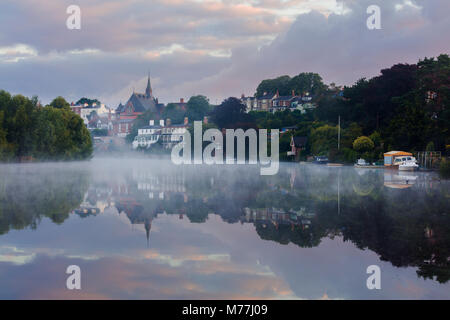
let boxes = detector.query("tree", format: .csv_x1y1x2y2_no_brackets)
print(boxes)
162,103,186,124
310,125,338,156
50,96,70,109
353,136,375,153
0,90,92,161
75,97,101,106
211,97,249,129
186,95,210,121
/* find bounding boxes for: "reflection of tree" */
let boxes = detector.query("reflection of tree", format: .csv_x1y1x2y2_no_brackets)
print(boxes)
0,166,90,235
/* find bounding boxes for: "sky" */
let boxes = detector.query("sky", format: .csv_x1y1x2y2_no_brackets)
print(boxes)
0,0,449,107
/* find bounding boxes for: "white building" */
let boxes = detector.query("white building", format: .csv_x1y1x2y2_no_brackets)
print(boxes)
132,118,189,149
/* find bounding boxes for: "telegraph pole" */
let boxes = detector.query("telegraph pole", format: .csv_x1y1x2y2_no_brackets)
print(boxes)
338,115,341,150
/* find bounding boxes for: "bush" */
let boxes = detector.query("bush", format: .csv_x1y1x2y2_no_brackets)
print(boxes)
353,136,374,153
439,159,450,179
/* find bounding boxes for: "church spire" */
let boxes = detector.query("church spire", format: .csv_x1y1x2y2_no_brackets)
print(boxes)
145,72,152,98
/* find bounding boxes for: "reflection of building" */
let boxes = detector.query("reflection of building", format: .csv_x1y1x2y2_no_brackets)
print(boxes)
242,207,315,229
384,172,418,189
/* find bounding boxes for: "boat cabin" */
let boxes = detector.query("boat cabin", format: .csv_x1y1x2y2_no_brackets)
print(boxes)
384,151,413,166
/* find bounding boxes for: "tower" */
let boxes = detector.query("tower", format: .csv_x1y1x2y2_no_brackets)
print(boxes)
145,73,152,98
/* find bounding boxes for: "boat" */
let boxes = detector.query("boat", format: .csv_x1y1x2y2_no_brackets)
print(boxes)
392,155,419,171
399,158,419,171
354,159,384,169
313,156,329,164
354,158,369,167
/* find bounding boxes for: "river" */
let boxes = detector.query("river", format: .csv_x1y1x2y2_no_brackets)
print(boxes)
0,158,449,299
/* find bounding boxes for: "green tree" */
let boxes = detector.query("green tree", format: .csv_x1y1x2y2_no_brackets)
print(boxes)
186,95,210,121
49,96,70,109
310,125,338,156
353,136,375,153
75,97,101,106
162,103,186,124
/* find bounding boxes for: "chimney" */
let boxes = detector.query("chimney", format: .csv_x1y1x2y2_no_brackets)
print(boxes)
149,120,154,126
292,90,295,97
159,119,164,126
276,90,279,98
203,116,208,125
180,98,184,103
241,93,245,99
184,117,188,125
166,118,171,126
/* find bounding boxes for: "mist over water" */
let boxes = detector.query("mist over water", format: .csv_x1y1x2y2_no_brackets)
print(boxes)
0,158,449,299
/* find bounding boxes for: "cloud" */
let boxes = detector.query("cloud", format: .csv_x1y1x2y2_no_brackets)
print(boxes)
0,0,448,106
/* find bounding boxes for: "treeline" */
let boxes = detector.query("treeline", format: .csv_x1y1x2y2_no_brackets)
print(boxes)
219,54,449,162
0,91,92,161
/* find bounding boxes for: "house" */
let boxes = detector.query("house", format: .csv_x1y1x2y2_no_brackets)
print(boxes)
257,92,277,111
71,102,112,126
271,91,296,113
240,95,257,113
288,136,307,160
132,117,189,149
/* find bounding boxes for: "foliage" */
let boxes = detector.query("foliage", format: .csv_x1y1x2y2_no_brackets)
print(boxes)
211,97,253,129
310,125,338,157
186,95,210,121
75,97,101,106
0,90,92,161
256,72,326,97
353,136,375,153
162,103,186,124
49,96,70,109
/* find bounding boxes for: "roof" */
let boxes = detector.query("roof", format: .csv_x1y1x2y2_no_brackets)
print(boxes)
384,151,413,156
273,96,295,102
292,136,307,147
127,93,158,113
259,93,276,100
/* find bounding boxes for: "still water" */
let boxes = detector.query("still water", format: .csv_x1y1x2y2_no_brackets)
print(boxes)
0,158,449,299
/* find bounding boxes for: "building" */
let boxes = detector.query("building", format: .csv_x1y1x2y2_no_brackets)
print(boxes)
257,92,277,111
114,74,164,137
271,91,296,112
71,102,112,126
240,95,257,113
132,117,189,149
288,136,307,160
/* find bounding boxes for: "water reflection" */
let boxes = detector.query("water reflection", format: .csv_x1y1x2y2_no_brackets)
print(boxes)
0,159,449,299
